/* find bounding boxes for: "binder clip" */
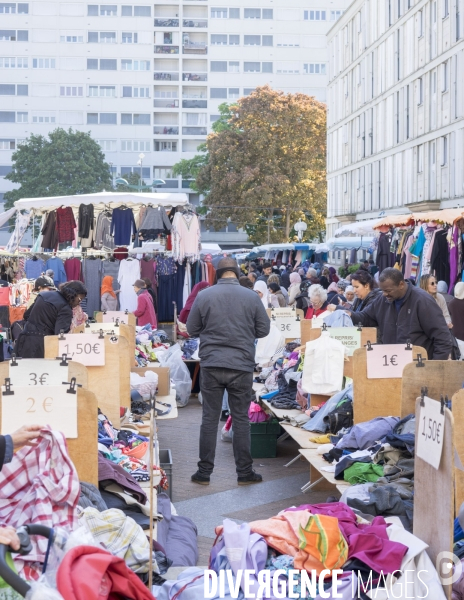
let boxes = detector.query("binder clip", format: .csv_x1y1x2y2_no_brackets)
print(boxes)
445,394,451,410
414,354,425,367
404,339,412,350
63,377,82,395
58,330,66,340
291,305,296,312
366,340,373,351
10,354,21,367
98,329,105,339
3,378,13,396
102,310,107,315
56,354,72,366
124,309,129,314
440,395,446,415
296,314,301,321
321,323,329,332
85,320,90,328
114,318,120,327
271,314,276,321
420,386,428,406
357,323,363,331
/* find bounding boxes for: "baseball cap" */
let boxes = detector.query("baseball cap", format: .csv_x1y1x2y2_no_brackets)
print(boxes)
34,276,55,291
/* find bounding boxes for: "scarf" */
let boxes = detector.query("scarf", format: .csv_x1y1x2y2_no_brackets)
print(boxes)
101,276,116,299
253,280,269,309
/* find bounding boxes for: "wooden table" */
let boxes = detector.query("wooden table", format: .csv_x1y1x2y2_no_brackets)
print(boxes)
299,448,350,494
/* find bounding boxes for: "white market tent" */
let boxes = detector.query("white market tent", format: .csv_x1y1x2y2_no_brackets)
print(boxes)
326,236,374,251
14,191,189,213
333,218,382,238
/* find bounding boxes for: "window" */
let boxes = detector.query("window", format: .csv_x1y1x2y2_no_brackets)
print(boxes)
88,31,116,43
211,34,227,44
0,29,28,41
32,112,55,123
121,113,151,125
87,5,98,15
417,144,424,172
211,61,227,72
262,35,273,46
0,139,15,150
229,7,239,17
100,59,117,69
16,111,27,122
210,88,227,98
89,85,116,96
135,6,151,16
210,115,220,122
17,84,27,95
442,136,448,164
121,59,150,70
100,4,116,15
244,35,260,45
97,139,116,151
243,88,255,95
263,9,273,18
0,112,15,123
32,58,55,68
229,34,239,44
122,32,137,43
0,2,27,12
154,141,177,151
244,62,260,72
443,0,449,17
442,61,448,91
87,113,117,124
244,8,260,18
60,33,84,42
330,10,342,19
228,88,239,99
0,57,28,68
0,166,12,177
303,63,327,74
122,86,150,97
211,7,227,17
121,166,150,178
87,59,98,69
0,84,27,95
121,140,151,151
417,77,423,104
154,167,174,179
229,61,239,72
418,9,424,36
304,10,326,20
262,62,272,73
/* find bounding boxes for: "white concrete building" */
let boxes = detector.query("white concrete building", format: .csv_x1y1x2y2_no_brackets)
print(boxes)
326,0,464,252
0,0,346,246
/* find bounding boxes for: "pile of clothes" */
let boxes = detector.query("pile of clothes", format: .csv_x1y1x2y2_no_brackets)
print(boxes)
135,325,171,366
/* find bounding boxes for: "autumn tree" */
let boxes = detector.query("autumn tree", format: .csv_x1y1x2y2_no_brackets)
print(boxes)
174,86,327,245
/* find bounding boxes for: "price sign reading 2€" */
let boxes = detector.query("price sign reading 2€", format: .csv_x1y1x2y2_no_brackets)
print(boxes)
416,396,445,470
58,333,106,366
366,343,414,379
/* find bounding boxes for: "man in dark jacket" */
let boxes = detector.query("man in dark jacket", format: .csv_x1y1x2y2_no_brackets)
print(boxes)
256,262,272,283
349,268,452,359
186,257,270,485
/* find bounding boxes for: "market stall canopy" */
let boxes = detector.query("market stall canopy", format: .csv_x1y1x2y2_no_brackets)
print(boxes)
200,242,222,254
373,208,464,229
326,236,374,251
0,207,17,229
334,218,383,237
14,191,189,213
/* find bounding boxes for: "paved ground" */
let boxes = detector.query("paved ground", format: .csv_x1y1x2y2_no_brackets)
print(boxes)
157,395,337,565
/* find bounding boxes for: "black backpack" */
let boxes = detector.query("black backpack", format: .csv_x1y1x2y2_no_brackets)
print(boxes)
323,399,353,434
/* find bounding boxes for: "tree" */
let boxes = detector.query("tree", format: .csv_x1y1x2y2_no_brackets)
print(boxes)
4,128,112,210
173,86,327,245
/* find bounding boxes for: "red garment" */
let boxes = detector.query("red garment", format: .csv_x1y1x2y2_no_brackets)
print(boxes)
133,290,157,327
140,257,156,287
178,281,209,323
305,302,329,319
56,546,155,600
113,246,128,260
207,263,216,285
56,207,77,244
64,257,83,282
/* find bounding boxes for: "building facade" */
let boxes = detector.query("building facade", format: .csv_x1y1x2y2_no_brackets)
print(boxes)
0,0,346,246
326,0,464,245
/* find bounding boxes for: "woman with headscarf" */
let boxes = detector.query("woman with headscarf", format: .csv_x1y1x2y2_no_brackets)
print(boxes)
253,279,269,309
327,281,346,306
328,267,339,284
319,267,330,289
295,280,311,312
177,281,210,337
101,275,118,311
449,283,464,341
268,273,288,303
288,272,302,305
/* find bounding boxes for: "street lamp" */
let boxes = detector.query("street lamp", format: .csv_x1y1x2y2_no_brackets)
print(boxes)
294,219,307,242
137,153,145,189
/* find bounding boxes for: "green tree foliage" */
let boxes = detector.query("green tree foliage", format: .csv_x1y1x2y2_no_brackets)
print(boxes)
4,128,112,210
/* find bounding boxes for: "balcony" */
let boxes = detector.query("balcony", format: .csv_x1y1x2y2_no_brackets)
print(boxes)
182,19,207,27
182,72,207,81
182,126,207,135
153,126,179,134
182,180,194,188
155,45,179,54
154,72,179,81
182,98,207,108
183,41,207,54
155,18,179,26
158,179,179,188
154,99,179,108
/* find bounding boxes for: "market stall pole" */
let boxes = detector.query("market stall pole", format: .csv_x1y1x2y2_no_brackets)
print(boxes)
44,333,130,425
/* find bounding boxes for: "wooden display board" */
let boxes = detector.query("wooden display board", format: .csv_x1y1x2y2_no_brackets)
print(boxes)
352,345,425,424
414,397,454,600
44,334,130,425
0,359,88,389
401,360,464,417
452,389,464,511
95,311,136,327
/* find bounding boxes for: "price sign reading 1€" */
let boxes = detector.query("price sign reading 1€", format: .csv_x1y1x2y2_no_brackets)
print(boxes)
102,311,128,324
1,385,78,438
416,396,445,470
58,333,105,366
366,343,414,379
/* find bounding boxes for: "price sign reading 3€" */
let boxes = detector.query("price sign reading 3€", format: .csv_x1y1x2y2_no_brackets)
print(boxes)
58,333,105,366
102,311,128,324
8,359,68,387
1,385,78,438
366,343,414,379
416,395,445,470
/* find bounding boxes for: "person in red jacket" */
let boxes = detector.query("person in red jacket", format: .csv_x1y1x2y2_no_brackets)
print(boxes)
132,279,157,328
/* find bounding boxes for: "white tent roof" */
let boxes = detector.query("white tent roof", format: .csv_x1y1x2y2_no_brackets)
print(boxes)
201,242,222,254
333,218,382,237
327,236,374,250
14,191,188,213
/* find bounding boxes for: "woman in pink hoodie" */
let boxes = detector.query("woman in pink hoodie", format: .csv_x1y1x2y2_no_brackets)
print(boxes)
132,279,157,327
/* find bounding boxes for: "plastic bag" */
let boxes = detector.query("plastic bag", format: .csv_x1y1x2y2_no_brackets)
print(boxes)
255,322,285,367
158,344,192,407
221,416,233,442
25,583,64,600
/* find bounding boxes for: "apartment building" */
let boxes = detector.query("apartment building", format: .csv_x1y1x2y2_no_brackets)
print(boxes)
326,0,464,244
0,0,346,246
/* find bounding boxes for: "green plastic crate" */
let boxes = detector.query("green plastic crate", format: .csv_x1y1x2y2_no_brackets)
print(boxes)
250,418,280,458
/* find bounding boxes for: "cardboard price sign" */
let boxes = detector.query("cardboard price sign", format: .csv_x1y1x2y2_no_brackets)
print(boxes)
366,343,413,379
1,385,77,438
58,333,105,366
9,359,68,387
416,396,445,470
270,316,301,339
328,328,361,357
102,311,130,324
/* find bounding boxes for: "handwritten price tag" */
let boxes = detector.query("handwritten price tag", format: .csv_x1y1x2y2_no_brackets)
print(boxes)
1,385,77,438
102,311,129,324
9,359,68,387
271,317,301,339
58,333,105,366
87,323,118,334
328,328,361,357
366,343,413,379
416,396,445,470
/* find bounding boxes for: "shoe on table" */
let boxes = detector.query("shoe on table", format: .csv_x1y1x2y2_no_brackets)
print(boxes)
191,471,210,485
220,410,230,422
237,471,262,485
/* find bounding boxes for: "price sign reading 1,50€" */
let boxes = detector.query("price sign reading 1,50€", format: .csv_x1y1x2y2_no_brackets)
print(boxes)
58,333,105,366
366,343,414,379
416,395,445,470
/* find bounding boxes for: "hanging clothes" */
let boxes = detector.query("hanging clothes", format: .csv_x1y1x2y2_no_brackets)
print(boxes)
45,256,67,288
64,257,83,282
110,207,136,246
102,258,121,293
431,228,450,285
138,207,172,241
78,204,95,248
118,258,140,312
56,207,77,245
140,257,156,288
82,258,103,317
376,231,393,274
95,210,114,250
41,211,58,250
113,247,129,261
172,211,200,264
25,258,45,279
156,256,177,322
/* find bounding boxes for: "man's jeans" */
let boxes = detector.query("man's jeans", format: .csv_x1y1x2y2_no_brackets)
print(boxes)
198,367,254,477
